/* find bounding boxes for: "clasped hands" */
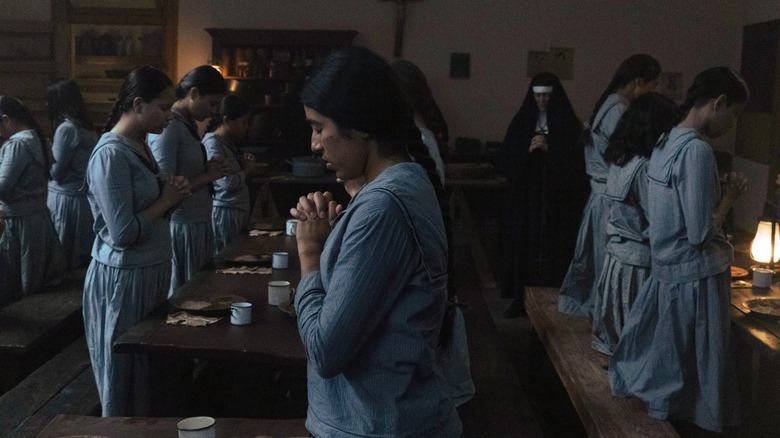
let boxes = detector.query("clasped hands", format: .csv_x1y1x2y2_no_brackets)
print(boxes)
722,171,748,198
290,191,344,257
529,134,548,153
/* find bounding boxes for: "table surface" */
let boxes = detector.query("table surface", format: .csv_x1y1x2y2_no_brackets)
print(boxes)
113,232,306,367
36,414,309,438
730,240,780,357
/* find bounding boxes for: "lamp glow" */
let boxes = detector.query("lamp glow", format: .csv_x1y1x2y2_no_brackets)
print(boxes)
750,220,780,264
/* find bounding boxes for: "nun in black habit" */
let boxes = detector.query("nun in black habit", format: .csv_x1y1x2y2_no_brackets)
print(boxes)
499,72,588,318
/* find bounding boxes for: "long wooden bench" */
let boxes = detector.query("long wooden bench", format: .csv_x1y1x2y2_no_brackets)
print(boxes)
0,271,85,395
525,286,679,438
0,335,100,437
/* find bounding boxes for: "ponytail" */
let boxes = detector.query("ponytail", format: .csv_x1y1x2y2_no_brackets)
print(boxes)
102,100,124,134
0,95,52,179
102,66,173,134
406,126,457,351
584,54,661,147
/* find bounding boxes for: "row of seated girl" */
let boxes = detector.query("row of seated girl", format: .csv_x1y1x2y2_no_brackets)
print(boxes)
560,59,749,433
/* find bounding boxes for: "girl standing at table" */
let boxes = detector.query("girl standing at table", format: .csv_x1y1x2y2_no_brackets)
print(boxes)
609,67,748,432
559,54,661,317
83,66,190,416
591,92,680,355
291,47,462,437
45,79,99,269
203,94,257,254
0,96,65,307
149,65,229,296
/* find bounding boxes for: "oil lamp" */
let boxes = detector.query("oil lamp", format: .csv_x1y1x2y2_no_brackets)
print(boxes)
750,201,780,271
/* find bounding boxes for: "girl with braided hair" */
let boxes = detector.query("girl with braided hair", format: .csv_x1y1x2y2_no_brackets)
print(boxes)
45,79,99,268
148,65,230,296
290,47,462,437
0,96,65,306
83,66,191,416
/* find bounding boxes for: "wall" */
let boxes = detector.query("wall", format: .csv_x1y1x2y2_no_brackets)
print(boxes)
176,0,743,146
732,0,780,232
2,0,775,232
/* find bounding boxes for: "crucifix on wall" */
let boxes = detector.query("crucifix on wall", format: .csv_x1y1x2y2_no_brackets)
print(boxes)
381,0,421,58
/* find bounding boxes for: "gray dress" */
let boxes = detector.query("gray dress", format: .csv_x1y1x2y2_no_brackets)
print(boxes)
0,130,64,307
559,93,627,316
149,114,213,296
609,128,738,432
591,156,650,355
83,132,172,416
203,132,249,254
47,119,98,268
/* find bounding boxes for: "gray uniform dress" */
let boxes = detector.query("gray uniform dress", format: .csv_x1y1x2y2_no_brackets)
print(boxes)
609,128,738,432
559,93,627,316
149,114,213,296
591,156,650,355
0,130,64,307
83,132,172,416
203,132,249,254
47,119,98,268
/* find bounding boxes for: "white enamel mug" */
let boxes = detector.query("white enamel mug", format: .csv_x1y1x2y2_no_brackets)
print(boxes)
230,302,252,325
177,416,215,438
268,280,291,306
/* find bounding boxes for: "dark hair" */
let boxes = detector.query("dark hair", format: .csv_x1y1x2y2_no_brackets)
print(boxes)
300,46,456,348
390,59,449,160
0,95,51,178
206,94,252,132
680,67,749,115
587,54,661,130
46,79,93,134
604,92,681,166
175,65,227,100
103,66,173,133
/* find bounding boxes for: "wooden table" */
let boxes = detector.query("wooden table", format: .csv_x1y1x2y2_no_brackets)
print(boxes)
37,414,309,437
249,171,349,218
114,233,305,366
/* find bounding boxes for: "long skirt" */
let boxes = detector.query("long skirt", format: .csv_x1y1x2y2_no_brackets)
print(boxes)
0,210,65,307
83,260,170,416
558,189,609,316
212,206,248,256
608,270,738,432
169,221,213,297
48,191,94,269
591,253,650,355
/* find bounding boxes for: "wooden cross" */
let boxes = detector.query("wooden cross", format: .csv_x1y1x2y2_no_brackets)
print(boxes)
382,0,421,58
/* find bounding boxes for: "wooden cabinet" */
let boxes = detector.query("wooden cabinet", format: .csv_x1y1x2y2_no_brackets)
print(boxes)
205,29,357,164
54,0,178,130
0,20,55,135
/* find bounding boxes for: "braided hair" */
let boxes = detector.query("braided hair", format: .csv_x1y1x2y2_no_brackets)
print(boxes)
45,79,93,134
0,95,51,179
583,54,661,147
390,59,450,161
102,66,173,134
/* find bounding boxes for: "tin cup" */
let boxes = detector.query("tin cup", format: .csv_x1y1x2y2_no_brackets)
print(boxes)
753,267,773,288
286,219,298,236
230,302,252,325
268,280,291,306
272,251,289,269
177,416,215,438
